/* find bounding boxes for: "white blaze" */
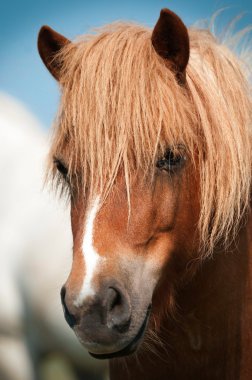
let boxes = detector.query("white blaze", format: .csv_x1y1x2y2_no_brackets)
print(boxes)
74,197,102,306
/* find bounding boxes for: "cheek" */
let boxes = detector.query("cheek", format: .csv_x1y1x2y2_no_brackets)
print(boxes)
148,172,200,270
147,233,176,263
151,175,181,233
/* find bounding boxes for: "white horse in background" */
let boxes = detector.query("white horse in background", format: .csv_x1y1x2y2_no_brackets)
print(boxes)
0,93,107,380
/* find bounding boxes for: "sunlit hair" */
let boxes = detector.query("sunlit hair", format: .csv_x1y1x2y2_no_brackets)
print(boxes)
48,20,252,255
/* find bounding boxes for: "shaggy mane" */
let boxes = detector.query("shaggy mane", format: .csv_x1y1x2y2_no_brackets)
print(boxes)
48,20,252,255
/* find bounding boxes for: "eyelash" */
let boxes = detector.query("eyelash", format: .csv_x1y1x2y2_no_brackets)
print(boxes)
156,148,186,173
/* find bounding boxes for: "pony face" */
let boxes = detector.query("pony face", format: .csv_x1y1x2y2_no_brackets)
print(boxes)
57,144,200,358
38,8,251,359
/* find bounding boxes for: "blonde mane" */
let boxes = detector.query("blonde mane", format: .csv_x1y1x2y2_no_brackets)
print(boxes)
49,20,252,255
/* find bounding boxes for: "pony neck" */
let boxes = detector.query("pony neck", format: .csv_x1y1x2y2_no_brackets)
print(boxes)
110,211,252,380
173,218,251,380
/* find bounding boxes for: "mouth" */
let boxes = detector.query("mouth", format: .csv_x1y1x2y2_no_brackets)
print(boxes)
89,305,151,359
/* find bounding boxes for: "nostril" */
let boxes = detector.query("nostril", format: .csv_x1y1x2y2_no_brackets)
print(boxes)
60,286,77,328
105,286,131,333
106,287,121,312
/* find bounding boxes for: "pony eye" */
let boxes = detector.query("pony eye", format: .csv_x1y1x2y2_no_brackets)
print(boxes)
156,149,185,172
54,158,68,178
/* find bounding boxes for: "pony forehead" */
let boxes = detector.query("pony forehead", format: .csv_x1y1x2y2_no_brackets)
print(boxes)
54,22,197,165
58,23,194,125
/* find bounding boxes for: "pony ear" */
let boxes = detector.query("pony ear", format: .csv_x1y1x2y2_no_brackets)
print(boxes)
151,8,190,84
37,26,70,81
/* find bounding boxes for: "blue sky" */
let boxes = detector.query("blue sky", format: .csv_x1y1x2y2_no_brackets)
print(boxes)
0,0,251,128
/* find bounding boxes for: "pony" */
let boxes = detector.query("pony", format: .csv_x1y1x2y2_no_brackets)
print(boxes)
0,93,106,380
37,8,252,380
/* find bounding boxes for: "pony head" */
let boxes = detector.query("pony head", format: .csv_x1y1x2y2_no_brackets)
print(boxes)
38,9,251,358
